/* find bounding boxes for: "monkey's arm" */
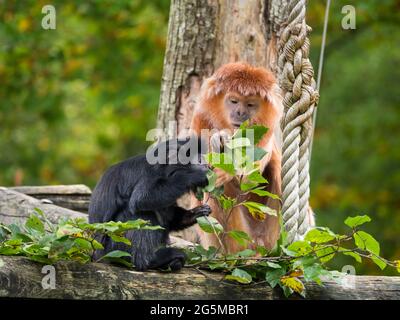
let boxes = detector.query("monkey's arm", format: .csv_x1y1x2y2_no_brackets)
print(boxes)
130,171,208,212
169,204,211,231
129,181,188,213
190,111,213,136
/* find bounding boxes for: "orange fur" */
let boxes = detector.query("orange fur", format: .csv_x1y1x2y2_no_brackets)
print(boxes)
189,62,284,253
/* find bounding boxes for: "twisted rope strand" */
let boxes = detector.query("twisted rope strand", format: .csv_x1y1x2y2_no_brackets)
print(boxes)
278,0,319,243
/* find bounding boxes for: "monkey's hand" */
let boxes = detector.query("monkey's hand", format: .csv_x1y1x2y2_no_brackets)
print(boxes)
210,130,231,153
190,204,211,218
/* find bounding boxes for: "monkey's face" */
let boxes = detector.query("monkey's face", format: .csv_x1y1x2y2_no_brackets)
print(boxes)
224,92,262,128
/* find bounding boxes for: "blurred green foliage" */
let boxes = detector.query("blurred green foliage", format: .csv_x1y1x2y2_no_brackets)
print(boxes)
308,0,400,275
0,0,169,186
0,0,399,275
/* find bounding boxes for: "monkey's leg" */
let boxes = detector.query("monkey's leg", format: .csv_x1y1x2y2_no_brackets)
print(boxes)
148,247,186,271
130,228,167,271
169,205,211,231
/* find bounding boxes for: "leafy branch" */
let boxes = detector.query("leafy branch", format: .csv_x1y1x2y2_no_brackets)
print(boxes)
187,123,400,297
0,207,161,267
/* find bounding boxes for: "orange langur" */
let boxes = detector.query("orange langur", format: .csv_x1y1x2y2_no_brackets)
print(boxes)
189,62,290,253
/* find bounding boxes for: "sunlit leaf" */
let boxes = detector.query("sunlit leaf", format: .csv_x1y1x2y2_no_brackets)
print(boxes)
196,216,223,234
304,228,335,244
225,268,252,284
371,256,387,270
344,215,371,228
353,231,380,255
227,230,252,247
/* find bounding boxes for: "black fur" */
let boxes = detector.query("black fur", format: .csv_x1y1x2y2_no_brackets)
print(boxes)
88,138,210,271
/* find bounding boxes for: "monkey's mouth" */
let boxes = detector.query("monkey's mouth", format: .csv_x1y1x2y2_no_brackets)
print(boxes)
232,123,242,128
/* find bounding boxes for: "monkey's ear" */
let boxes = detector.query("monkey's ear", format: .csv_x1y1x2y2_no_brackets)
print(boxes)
267,84,284,119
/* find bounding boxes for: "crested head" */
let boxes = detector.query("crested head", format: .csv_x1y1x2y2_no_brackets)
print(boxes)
210,62,276,100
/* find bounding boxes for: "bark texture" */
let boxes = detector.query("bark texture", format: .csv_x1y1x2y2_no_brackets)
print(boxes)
1,255,400,300
10,185,91,213
1,187,400,300
157,0,289,135
0,187,86,225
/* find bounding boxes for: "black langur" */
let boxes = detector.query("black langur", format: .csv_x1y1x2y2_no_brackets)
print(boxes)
89,137,210,271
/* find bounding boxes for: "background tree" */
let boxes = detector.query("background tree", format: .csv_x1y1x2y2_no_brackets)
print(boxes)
157,0,289,135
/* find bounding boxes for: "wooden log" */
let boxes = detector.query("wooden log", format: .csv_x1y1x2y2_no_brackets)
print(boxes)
10,185,92,213
0,187,86,225
0,255,399,300
2,187,400,300
0,187,194,249
10,185,92,195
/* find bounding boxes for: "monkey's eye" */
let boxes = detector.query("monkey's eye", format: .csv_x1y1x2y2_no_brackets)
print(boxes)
247,103,256,108
230,98,238,104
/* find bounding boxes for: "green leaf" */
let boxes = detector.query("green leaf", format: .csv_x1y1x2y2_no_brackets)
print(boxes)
247,125,269,145
232,148,247,168
109,234,131,245
344,215,371,228
394,260,400,273
219,196,236,211
0,246,21,255
250,188,280,199
353,231,380,255
243,201,277,220
303,263,329,284
256,245,269,256
91,239,104,250
196,216,223,234
342,250,362,263
265,267,286,288
22,243,49,256
247,170,268,183
207,261,228,270
280,245,297,257
281,285,294,298
25,214,45,233
99,250,131,260
225,137,251,149
287,241,313,256
225,268,252,284
315,246,336,263
235,249,256,257
266,261,282,269
371,256,387,270
56,225,82,238
204,153,235,175
73,238,93,250
240,182,258,192
304,228,335,244
227,230,252,247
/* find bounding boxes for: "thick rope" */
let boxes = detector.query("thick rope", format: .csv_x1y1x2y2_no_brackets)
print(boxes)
278,0,319,243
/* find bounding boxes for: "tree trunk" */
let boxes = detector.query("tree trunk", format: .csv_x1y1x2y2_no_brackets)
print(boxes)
157,0,289,135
